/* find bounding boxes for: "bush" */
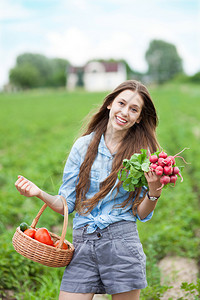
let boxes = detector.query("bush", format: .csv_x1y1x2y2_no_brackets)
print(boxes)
189,71,200,83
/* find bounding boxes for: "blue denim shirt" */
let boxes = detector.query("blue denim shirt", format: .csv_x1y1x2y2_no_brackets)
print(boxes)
59,133,153,233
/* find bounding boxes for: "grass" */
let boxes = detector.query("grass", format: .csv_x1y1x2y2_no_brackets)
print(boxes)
0,83,199,299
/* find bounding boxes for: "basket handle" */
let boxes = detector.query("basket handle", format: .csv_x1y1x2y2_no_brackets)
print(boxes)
31,196,69,249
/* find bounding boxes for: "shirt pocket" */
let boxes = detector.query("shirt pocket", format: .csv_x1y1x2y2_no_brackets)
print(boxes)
90,170,100,180
89,170,100,191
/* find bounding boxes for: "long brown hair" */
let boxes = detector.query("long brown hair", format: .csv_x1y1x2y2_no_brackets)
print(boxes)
75,80,159,215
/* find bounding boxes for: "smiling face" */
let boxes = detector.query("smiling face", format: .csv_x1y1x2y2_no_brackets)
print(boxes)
106,89,144,135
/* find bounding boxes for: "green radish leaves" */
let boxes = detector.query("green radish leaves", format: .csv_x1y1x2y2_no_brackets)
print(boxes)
118,149,150,192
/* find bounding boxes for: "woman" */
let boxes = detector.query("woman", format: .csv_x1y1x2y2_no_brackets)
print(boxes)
15,80,162,300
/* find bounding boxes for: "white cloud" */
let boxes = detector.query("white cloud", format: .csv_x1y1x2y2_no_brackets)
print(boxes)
45,28,92,65
67,0,92,11
45,28,147,71
0,0,31,21
94,32,147,71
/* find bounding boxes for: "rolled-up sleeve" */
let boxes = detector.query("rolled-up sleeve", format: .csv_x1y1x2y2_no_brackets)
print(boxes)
136,210,153,222
58,144,81,214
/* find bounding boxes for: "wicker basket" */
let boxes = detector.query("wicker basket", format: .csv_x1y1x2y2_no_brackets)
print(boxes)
12,196,74,267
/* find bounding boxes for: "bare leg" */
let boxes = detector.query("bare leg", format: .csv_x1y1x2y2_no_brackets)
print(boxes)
59,291,94,300
112,289,140,300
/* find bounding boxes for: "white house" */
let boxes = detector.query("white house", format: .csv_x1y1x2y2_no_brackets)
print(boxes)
67,61,127,91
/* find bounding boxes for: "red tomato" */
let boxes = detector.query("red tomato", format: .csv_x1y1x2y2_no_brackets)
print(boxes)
35,228,54,246
54,240,69,250
24,228,36,238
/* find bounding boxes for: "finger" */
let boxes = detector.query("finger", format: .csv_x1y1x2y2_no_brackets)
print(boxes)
144,172,151,180
150,170,157,176
15,175,26,185
17,179,29,188
21,182,30,192
148,171,156,178
145,170,154,177
26,185,31,192
15,180,20,187
15,176,24,186
15,181,22,190
20,181,31,191
18,183,31,195
15,185,24,195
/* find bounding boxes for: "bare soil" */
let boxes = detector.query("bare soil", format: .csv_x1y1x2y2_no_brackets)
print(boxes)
93,295,108,299
158,256,199,299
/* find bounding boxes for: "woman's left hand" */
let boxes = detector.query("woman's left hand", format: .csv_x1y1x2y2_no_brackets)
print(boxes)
144,170,162,197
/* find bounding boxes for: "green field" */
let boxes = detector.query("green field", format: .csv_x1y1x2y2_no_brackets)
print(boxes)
0,84,200,299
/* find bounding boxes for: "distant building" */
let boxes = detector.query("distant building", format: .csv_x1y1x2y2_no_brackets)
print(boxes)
67,61,127,91
67,66,84,90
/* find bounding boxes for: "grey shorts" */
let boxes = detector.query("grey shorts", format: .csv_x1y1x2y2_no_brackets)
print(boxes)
60,221,147,295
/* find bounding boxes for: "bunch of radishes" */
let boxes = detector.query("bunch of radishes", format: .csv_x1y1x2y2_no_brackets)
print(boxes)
149,148,189,190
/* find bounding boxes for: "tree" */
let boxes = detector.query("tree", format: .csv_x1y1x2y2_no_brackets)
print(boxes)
145,40,183,84
9,53,69,89
49,58,68,87
16,53,52,86
9,63,40,89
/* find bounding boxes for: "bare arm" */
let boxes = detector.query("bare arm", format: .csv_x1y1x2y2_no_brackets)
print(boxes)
136,170,162,220
15,175,64,215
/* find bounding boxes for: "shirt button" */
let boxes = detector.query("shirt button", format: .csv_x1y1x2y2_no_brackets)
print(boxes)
97,232,102,238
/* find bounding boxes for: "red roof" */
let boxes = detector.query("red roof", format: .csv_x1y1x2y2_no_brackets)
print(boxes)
68,61,122,74
68,66,84,74
100,62,119,72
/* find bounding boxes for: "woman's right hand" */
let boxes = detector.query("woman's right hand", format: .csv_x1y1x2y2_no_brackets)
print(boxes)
15,175,42,198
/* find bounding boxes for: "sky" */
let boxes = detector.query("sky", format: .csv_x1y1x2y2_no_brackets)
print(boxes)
0,0,200,88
